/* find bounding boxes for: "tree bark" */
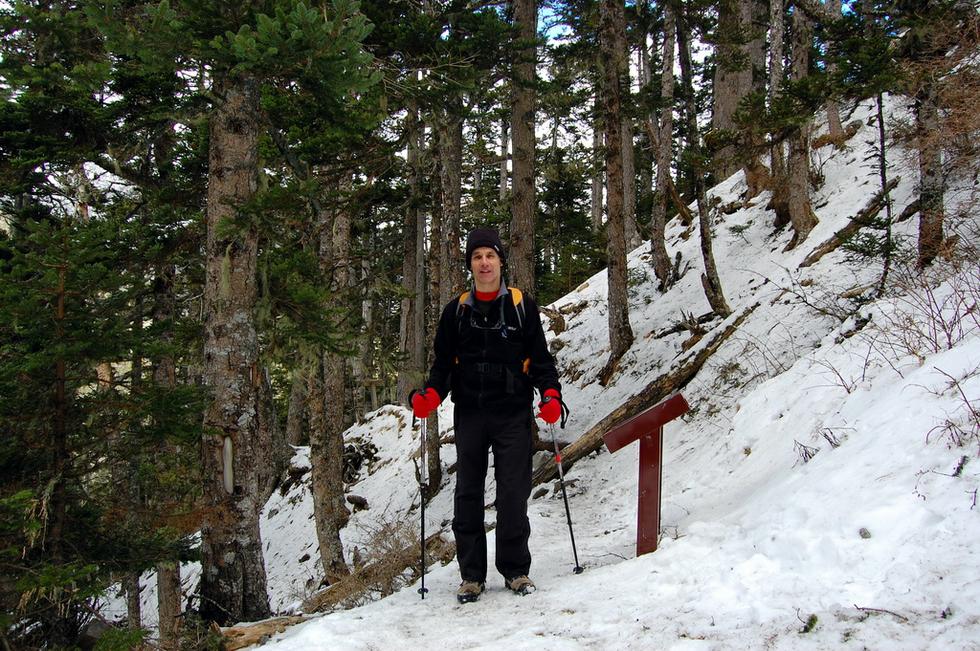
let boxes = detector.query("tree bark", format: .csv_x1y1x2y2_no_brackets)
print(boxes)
711,0,755,181
151,262,182,649
591,89,605,230
649,3,676,290
769,0,790,227
156,561,181,650
742,0,770,200
824,0,844,141
354,257,374,421
124,574,141,631
285,370,307,446
784,9,818,250
438,108,464,300
256,366,283,504
916,80,944,268
599,0,635,381
124,303,143,631
622,116,641,249
499,117,509,203
199,75,271,626
397,102,425,403
509,0,538,296
678,1,731,317
426,160,445,502
310,177,353,586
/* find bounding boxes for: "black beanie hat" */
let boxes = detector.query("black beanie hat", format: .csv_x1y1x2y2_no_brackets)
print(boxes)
464,227,505,268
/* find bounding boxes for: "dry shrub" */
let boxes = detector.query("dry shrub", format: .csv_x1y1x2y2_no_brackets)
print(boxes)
862,225,980,363
926,367,980,455
301,517,455,613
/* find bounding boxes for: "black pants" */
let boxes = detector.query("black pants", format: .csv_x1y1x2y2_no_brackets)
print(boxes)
453,406,533,583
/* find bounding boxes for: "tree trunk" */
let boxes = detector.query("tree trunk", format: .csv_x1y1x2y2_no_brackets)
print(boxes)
124,574,141,631
199,75,271,626
591,90,605,230
499,117,509,203
509,0,537,296
426,164,444,502
152,262,182,649
784,9,818,250
256,367,284,504
712,0,755,181
354,257,373,421
769,0,790,228
397,102,425,403
126,301,144,632
51,266,68,563
599,0,635,380
622,116,641,249
156,561,181,650
285,370,307,446
824,0,844,142
742,0,770,200
310,178,353,586
678,0,731,317
649,3,676,290
916,80,944,267
438,109,464,300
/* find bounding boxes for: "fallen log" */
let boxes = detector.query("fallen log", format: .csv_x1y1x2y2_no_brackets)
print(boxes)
532,303,758,486
300,532,455,614
219,616,311,651
799,177,900,268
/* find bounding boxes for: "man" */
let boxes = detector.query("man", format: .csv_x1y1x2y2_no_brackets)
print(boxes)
412,227,564,604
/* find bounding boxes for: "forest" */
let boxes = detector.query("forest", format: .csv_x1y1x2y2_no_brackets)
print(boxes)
0,0,977,648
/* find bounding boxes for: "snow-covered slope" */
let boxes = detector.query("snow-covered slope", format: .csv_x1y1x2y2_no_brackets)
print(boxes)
124,97,980,649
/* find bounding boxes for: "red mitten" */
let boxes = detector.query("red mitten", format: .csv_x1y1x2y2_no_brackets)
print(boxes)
536,388,562,424
411,388,441,419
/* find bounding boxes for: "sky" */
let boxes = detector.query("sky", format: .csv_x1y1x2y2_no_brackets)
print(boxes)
107,95,980,650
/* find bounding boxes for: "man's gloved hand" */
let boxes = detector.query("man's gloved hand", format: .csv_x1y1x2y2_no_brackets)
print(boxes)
537,388,562,424
411,388,441,419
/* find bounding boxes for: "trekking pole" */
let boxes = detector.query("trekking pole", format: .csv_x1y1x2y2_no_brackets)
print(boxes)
417,414,430,598
548,399,583,574
409,389,430,600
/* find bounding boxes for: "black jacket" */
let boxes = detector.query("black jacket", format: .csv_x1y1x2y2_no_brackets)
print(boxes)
425,284,561,411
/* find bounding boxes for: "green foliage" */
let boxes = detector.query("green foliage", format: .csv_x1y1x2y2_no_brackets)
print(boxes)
0,210,205,646
535,148,605,305
822,3,904,99
94,626,150,651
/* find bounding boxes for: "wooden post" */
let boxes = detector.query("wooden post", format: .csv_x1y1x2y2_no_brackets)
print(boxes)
603,392,689,555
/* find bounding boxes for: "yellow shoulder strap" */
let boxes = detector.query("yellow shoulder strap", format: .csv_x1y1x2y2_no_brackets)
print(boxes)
509,287,522,306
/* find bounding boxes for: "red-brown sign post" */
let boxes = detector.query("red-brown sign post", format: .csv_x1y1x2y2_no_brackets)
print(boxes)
603,392,689,556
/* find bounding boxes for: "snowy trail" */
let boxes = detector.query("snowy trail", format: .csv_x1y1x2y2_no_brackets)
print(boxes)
266,338,980,650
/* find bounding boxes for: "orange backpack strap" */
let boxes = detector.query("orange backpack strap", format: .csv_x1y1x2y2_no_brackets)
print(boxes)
508,287,525,330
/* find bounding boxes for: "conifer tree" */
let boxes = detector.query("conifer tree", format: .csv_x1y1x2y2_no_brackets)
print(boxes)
648,0,677,290
598,0,635,381
509,0,539,296
676,0,731,317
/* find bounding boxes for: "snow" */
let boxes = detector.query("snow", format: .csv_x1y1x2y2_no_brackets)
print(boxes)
114,97,980,649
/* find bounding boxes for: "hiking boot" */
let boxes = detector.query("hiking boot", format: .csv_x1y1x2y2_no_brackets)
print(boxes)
456,580,485,604
504,575,536,596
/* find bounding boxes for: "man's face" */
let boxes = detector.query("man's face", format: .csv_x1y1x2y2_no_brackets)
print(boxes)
470,246,502,290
